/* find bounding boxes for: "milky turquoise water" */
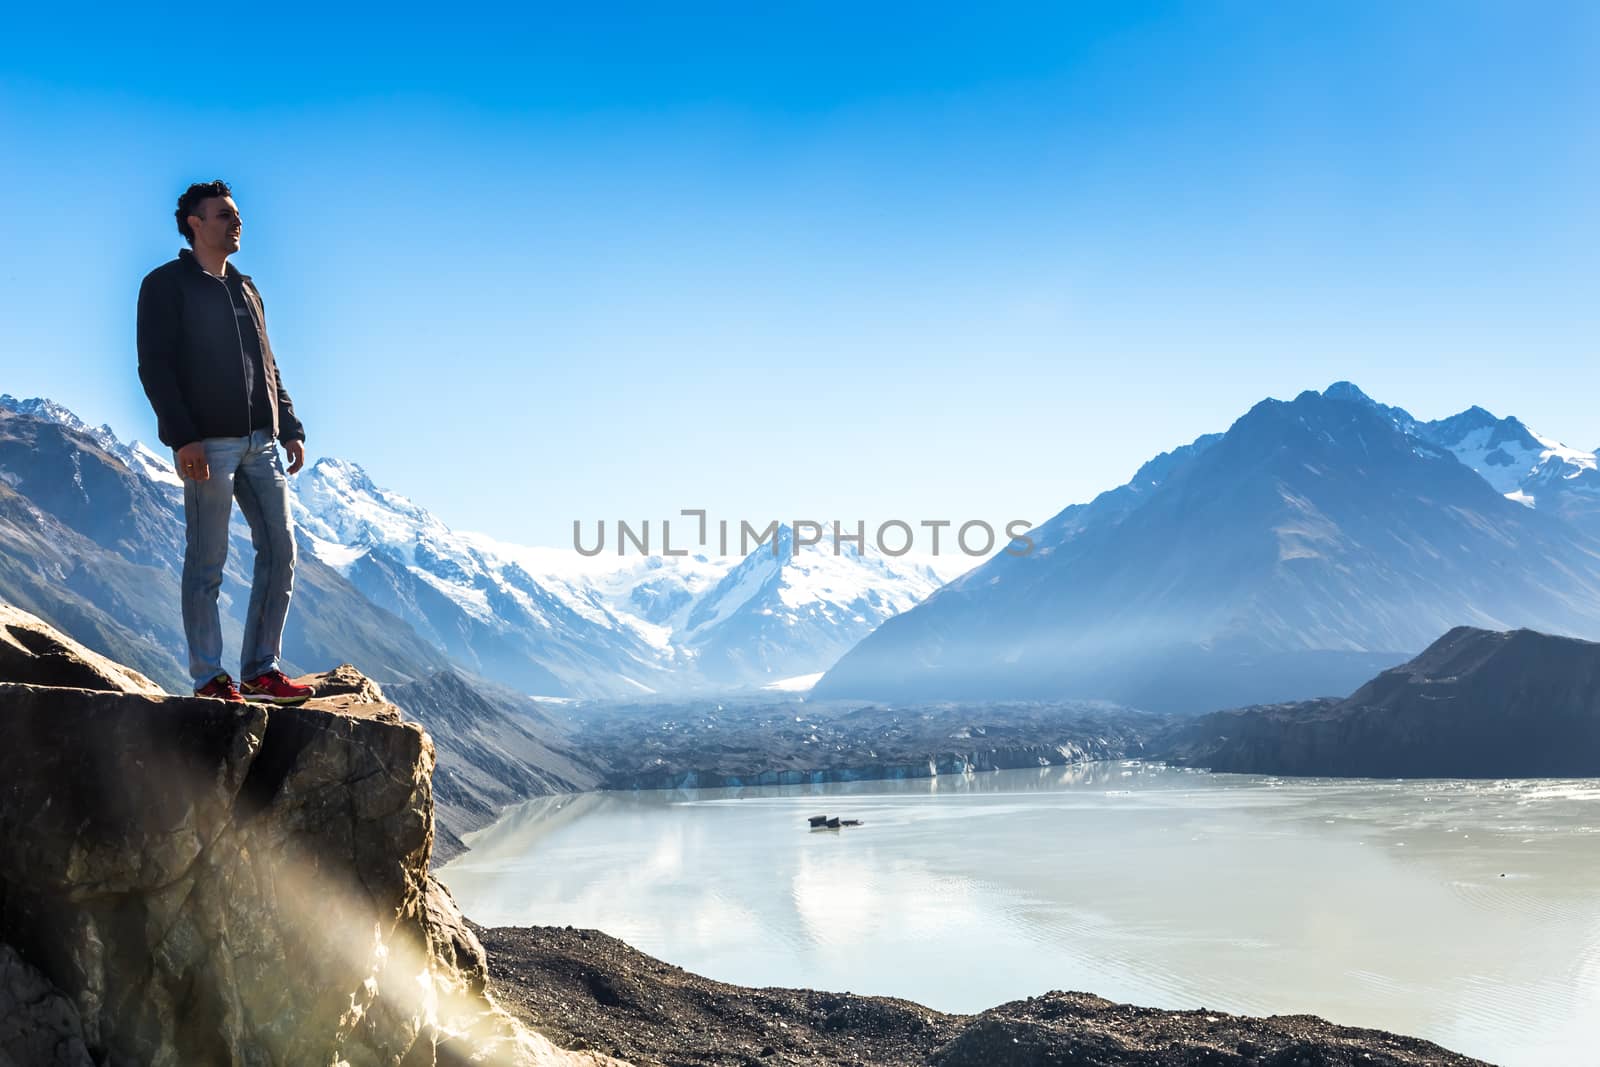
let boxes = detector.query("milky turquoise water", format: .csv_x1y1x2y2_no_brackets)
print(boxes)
440,763,1600,1067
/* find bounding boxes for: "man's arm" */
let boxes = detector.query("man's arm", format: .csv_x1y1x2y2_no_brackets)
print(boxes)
250,282,307,474
275,373,306,445
278,376,306,474
136,271,200,449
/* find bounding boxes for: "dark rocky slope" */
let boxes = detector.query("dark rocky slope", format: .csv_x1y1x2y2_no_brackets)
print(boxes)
1159,626,1600,777
478,925,1486,1067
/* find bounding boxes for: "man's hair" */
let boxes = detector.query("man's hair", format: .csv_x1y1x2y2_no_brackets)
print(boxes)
175,180,233,246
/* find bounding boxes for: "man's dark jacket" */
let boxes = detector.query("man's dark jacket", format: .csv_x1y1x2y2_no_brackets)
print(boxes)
137,249,306,449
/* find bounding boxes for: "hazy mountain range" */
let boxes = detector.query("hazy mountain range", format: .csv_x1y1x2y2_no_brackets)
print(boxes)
813,382,1600,712
2,382,1596,714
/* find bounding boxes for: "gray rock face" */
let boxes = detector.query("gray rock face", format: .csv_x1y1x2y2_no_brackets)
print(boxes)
0,606,616,1066
0,600,165,696
384,670,604,863
1158,626,1600,777
0,944,94,1067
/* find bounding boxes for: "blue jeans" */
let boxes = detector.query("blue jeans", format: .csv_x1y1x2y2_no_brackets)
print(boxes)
177,430,297,688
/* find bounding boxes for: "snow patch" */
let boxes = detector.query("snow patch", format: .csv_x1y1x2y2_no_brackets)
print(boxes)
408,566,494,622
307,535,368,573
127,442,183,488
762,672,824,692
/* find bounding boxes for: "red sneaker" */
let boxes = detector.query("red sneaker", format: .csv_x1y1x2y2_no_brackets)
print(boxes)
241,669,314,706
195,673,245,702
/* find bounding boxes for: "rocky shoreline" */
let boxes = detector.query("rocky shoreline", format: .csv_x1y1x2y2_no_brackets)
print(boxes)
477,924,1487,1067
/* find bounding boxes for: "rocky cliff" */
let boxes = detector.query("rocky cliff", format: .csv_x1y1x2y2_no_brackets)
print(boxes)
384,671,604,863
1159,626,1600,777
0,603,615,1066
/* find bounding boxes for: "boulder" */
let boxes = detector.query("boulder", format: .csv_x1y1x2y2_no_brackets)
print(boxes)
0,600,164,695
0,603,619,1066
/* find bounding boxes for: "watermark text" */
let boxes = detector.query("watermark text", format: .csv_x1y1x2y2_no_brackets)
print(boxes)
572,511,1035,558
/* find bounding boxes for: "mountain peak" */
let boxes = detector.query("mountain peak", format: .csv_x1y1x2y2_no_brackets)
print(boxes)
1315,381,1419,432
1321,381,1374,405
310,455,365,476
0,394,122,451
0,394,75,422
1431,404,1510,435
306,456,377,493
1236,385,1417,457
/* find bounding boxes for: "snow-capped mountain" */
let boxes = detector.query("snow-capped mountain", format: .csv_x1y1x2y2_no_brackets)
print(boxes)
0,395,957,698
1410,405,1600,530
13,382,1593,712
0,394,182,490
814,382,1600,714
1297,386,1600,530
291,457,677,697
675,522,946,685
0,395,123,452
293,462,954,693
476,527,952,688
0,398,450,693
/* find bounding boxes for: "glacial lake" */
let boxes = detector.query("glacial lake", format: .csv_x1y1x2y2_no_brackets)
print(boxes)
440,763,1600,1067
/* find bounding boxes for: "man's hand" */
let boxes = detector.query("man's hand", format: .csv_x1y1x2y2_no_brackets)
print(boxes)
176,442,210,482
284,439,305,475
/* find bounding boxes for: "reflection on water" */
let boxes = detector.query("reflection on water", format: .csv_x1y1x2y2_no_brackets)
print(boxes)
441,764,1600,1067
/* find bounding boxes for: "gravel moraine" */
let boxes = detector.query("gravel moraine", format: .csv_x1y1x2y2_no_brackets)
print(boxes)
477,924,1488,1067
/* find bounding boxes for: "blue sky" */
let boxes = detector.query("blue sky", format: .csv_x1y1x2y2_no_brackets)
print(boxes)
1,2,1595,548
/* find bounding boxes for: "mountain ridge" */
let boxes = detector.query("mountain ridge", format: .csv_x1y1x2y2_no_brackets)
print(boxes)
814,382,1600,712
0,395,951,698
1158,625,1600,776
6,384,1597,712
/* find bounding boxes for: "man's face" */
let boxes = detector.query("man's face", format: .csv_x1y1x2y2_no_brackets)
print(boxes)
189,195,242,255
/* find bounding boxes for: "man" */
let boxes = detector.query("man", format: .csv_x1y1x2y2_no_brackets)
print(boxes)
137,180,313,706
